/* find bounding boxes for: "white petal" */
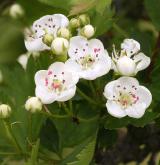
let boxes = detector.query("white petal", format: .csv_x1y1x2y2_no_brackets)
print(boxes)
35,86,56,104
125,103,146,118
68,36,88,58
136,86,152,108
106,100,127,118
52,14,69,27
48,62,65,74
56,86,76,102
103,80,117,99
121,38,140,56
34,70,47,86
25,38,49,52
88,38,105,55
33,14,69,37
134,52,151,73
117,76,139,89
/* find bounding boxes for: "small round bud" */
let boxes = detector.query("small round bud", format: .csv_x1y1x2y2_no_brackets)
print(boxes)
51,37,69,55
0,104,11,119
69,18,80,28
78,14,90,26
81,24,95,38
9,3,24,19
117,56,136,76
42,34,54,46
25,97,42,113
57,28,70,39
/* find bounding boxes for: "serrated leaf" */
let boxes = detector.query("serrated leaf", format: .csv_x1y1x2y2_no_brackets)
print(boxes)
67,138,96,165
60,134,97,165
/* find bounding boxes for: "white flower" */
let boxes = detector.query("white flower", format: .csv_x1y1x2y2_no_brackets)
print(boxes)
25,97,42,113
35,62,79,104
121,39,140,56
65,36,111,80
103,77,152,119
9,3,24,19
24,14,69,52
112,43,150,76
17,54,28,70
0,104,11,118
51,37,69,55
81,24,95,38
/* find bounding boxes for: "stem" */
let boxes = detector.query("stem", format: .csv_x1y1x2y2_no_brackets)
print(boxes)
61,102,72,116
69,100,73,114
113,23,129,38
42,105,69,119
28,114,32,142
77,87,98,105
3,120,22,153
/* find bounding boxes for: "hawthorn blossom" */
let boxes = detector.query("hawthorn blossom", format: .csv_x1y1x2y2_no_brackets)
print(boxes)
65,36,111,80
35,62,79,104
103,77,152,119
24,14,69,52
112,39,150,76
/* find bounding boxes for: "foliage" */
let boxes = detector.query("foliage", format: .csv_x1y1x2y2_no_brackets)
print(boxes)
0,0,160,164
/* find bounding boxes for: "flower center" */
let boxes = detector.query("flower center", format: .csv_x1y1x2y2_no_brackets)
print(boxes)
116,92,139,109
45,71,66,95
77,55,95,70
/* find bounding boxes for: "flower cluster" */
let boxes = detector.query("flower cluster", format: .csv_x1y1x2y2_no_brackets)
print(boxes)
24,14,152,119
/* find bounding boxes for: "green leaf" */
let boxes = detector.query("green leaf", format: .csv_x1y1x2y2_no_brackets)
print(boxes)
104,111,160,129
145,0,160,30
60,134,97,165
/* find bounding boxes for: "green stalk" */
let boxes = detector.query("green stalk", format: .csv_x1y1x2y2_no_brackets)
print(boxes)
3,120,22,153
77,87,98,105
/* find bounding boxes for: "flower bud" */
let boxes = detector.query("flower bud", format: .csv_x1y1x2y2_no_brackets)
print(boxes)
57,28,71,39
116,56,136,76
9,3,24,19
80,24,95,38
51,37,69,55
0,104,11,119
25,97,42,113
42,33,54,46
78,14,90,26
69,18,80,28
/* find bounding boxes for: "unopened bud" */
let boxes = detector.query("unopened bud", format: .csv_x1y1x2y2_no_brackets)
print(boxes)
57,28,71,39
42,33,54,46
0,104,11,119
80,24,95,38
9,3,24,19
69,18,80,28
51,37,69,55
78,14,90,26
25,97,42,113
